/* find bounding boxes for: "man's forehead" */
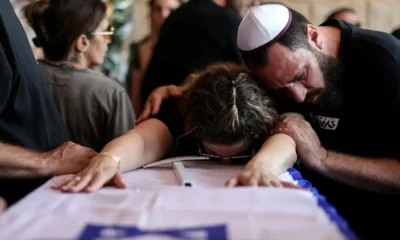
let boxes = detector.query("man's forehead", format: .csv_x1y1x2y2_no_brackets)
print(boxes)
255,44,303,87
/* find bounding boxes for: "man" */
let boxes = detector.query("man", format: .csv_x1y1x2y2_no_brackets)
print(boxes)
325,7,360,27
237,4,400,239
0,0,96,206
140,0,244,107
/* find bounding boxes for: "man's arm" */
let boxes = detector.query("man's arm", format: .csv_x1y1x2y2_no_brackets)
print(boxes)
0,142,49,177
318,150,400,194
318,62,400,194
315,62,400,193
275,114,400,194
0,141,97,178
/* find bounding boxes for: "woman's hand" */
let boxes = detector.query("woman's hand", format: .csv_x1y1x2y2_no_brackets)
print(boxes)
51,154,126,193
226,169,301,188
225,161,302,189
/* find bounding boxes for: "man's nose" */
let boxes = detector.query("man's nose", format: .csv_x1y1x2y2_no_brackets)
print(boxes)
286,84,307,103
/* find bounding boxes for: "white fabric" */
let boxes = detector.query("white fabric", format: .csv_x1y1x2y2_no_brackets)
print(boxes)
237,4,290,51
0,164,346,240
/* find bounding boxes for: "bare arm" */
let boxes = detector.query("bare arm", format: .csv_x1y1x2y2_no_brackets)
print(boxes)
0,141,97,178
275,112,400,194
0,143,48,177
101,118,173,172
226,133,299,187
53,118,174,193
246,133,297,176
317,150,400,194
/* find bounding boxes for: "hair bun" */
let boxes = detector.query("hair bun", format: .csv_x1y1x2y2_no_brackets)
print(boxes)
22,0,49,27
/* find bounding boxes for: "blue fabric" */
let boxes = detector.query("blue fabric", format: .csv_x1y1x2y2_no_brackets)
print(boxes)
77,224,228,240
287,168,359,240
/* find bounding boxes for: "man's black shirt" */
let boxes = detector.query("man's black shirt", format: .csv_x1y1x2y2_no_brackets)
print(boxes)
0,0,70,205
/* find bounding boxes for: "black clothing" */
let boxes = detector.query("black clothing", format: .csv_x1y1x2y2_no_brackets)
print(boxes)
0,0,70,205
288,19,400,239
141,0,243,103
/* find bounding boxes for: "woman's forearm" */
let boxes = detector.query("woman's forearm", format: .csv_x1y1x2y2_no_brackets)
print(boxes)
247,133,297,176
101,119,173,172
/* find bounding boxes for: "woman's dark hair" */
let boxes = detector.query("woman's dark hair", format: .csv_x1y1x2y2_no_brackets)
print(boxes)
23,0,106,61
241,7,311,68
184,63,278,145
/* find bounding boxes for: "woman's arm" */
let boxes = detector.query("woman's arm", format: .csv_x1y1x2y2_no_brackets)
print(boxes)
102,118,173,172
226,133,299,187
52,119,173,192
249,133,297,176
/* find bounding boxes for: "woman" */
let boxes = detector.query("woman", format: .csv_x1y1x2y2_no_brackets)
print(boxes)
128,0,181,117
23,0,135,152
53,63,299,192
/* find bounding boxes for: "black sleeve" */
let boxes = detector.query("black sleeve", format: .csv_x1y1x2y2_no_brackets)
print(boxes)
152,98,185,143
223,13,244,65
141,44,162,104
0,41,13,114
125,43,140,95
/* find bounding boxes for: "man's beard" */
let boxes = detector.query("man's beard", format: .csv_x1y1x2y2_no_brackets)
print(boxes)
307,50,344,111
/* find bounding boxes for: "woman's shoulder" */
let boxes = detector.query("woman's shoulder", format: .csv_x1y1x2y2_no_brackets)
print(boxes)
83,69,127,94
39,60,126,94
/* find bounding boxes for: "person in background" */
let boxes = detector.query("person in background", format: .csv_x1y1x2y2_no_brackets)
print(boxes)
0,0,96,207
53,63,300,193
128,0,181,117
325,7,360,27
23,0,135,153
140,0,244,113
226,0,260,16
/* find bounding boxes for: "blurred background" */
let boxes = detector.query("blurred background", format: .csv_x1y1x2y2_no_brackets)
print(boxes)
10,0,400,86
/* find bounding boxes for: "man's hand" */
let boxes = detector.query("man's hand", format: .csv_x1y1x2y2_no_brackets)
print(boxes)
42,142,97,176
136,85,186,124
273,116,327,171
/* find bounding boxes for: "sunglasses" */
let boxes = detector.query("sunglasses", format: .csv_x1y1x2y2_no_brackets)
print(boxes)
86,25,114,39
197,141,255,161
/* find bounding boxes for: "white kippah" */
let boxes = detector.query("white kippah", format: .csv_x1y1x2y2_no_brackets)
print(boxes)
237,4,292,51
